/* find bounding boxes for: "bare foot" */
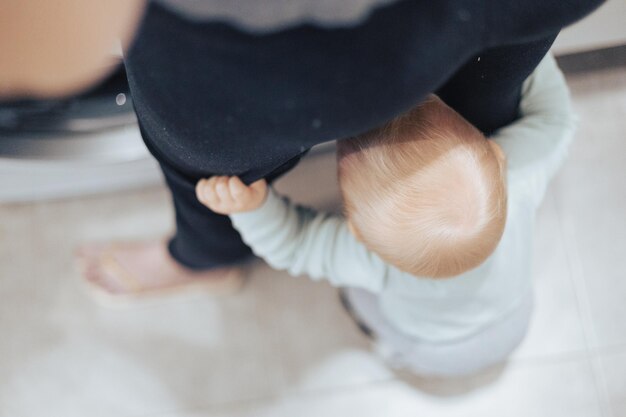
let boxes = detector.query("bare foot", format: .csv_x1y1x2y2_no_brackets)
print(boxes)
75,240,244,306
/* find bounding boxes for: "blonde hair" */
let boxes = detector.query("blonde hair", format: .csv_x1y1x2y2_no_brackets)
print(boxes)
338,96,507,278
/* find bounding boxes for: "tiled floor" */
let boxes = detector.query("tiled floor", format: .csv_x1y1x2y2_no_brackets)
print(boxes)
0,63,625,417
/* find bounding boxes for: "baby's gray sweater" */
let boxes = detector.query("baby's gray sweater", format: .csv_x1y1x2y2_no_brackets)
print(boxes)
231,54,576,343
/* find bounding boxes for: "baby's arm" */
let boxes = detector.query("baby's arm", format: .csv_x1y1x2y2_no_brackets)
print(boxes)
196,176,389,292
490,53,577,208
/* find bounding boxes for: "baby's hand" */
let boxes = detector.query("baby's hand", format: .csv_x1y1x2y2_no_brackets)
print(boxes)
196,176,268,215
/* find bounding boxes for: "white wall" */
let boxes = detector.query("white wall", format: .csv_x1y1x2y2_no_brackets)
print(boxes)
553,0,626,55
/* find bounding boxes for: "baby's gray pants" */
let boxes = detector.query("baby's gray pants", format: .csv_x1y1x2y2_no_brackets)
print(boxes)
344,287,533,377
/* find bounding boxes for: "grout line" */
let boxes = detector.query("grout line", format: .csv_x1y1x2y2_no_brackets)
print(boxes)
507,348,596,368
551,191,614,417
589,343,626,358
590,358,614,417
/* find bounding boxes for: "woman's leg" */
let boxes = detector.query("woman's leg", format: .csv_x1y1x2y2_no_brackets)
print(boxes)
436,35,558,135
120,0,486,273
79,0,596,296
144,124,304,269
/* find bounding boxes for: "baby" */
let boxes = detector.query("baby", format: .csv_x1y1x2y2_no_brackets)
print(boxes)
196,54,575,377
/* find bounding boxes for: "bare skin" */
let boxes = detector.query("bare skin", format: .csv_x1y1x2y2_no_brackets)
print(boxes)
1,0,145,98
74,177,265,300
76,240,243,300
196,176,269,214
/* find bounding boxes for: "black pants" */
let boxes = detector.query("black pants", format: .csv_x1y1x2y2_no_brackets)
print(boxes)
125,0,602,269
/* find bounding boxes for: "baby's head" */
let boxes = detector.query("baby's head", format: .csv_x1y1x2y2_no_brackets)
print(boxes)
338,95,507,278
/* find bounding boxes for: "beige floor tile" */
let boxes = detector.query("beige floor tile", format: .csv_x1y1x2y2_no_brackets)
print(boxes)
0,203,37,279
163,358,602,417
512,192,588,360
553,68,626,349
0,269,392,417
596,348,626,417
0,186,391,417
248,264,393,394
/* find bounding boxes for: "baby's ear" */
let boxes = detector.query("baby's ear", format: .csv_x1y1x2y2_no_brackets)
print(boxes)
347,219,361,241
488,140,507,170
488,140,505,160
